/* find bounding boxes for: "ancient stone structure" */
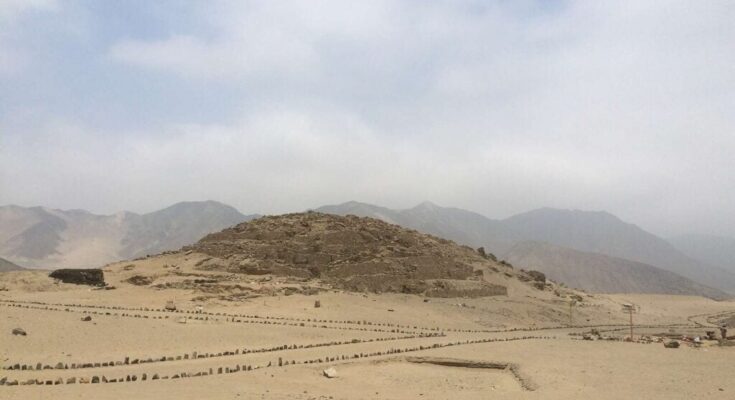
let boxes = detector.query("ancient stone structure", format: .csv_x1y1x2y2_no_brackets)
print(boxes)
49,269,105,287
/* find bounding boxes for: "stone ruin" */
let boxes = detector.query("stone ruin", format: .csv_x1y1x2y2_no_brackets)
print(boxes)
49,269,105,287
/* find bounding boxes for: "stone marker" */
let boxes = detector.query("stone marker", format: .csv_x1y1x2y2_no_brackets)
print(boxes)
323,367,338,378
12,328,27,336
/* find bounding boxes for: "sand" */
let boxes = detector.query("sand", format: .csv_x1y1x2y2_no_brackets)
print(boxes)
1,270,734,399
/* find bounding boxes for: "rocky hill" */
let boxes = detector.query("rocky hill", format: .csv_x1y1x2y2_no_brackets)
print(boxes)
0,201,256,269
177,212,543,297
505,242,729,300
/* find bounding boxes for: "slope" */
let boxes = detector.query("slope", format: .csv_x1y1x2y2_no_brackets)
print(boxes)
502,208,735,293
504,241,729,300
669,234,735,274
0,257,25,272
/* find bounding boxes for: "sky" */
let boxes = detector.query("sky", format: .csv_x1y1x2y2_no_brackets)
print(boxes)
0,0,733,238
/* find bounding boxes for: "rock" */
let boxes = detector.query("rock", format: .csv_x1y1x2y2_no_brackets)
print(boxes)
526,270,546,282
664,340,680,348
314,300,321,308
322,367,338,378
125,275,153,286
12,328,27,336
49,269,105,286
165,301,177,311
81,316,92,322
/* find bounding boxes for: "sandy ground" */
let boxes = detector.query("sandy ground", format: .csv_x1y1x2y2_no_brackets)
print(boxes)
1,270,734,399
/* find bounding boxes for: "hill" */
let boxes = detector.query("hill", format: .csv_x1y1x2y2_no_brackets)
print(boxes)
0,257,25,272
502,208,735,293
504,241,729,300
0,201,256,269
174,212,543,297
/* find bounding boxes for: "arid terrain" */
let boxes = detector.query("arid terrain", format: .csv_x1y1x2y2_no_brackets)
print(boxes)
2,213,734,399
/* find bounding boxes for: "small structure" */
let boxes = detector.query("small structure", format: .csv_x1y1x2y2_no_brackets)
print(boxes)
49,269,105,287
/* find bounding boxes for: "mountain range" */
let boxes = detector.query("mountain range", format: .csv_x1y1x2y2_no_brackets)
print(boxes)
1,199,732,299
316,201,735,298
0,201,256,269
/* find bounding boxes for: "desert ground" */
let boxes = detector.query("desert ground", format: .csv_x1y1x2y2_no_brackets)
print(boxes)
2,265,734,400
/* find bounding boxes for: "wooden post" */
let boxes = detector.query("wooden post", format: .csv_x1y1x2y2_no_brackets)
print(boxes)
629,308,633,340
621,303,636,341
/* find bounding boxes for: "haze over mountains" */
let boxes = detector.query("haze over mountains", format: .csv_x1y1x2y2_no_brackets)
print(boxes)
669,234,735,274
0,201,256,269
0,257,25,272
1,199,731,299
503,242,728,299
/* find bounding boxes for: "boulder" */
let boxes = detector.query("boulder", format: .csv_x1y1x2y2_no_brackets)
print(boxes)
322,367,338,378
81,316,92,322
12,328,27,336
526,270,546,283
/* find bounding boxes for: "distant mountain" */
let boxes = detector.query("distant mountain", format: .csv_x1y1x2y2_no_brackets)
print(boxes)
0,257,25,272
318,201,735,295
316,201,520,255
502,208,735,294
669,234,735,274
0,201,256,269
505,241,729,299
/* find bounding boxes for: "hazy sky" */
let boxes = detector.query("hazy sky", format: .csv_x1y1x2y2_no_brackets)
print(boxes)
1,1,733,237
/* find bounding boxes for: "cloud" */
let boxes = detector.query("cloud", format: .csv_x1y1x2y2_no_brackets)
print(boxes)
0,0,57,21
0,0,58,75
2,1,734,237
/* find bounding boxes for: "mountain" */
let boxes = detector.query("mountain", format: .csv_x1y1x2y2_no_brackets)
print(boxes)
504,241,729,299
316,201,520,255
0,201,256,269
501,208,735,294
0,257,25,272
318,201,735,295
669,234,735,274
